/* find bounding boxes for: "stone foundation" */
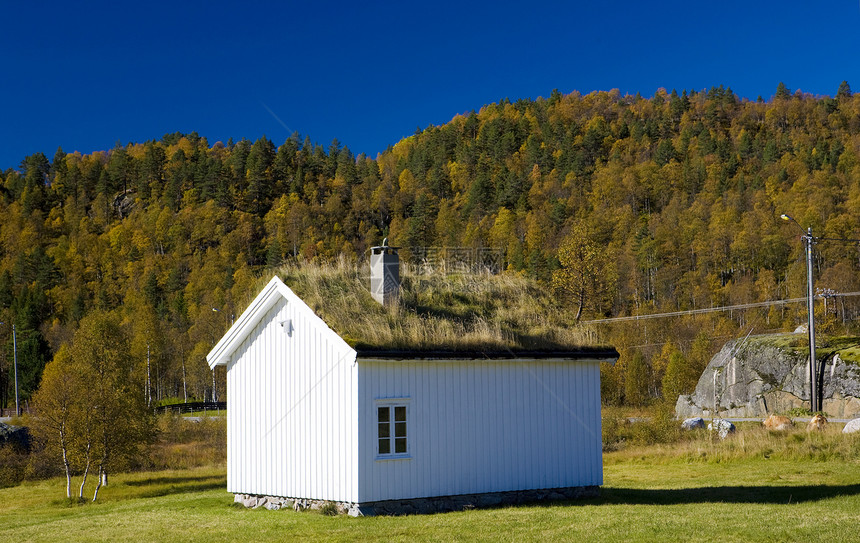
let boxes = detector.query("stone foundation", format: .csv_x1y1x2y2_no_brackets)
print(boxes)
234,494,362,516
234,485,599,516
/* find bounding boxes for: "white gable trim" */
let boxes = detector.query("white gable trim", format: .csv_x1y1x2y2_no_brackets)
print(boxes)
206,276,355,369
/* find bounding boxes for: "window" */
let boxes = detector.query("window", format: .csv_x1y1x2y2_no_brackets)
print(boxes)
377,403,408,458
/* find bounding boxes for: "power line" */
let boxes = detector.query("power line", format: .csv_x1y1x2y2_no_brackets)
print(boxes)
580,291,860,325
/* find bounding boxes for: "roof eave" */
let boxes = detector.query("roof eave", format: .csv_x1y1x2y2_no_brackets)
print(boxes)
206,276,291,369
355,348,620,363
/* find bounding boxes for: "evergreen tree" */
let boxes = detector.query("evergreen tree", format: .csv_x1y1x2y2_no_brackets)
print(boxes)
625,351,650,407
107,143,132,194
245,136,276,214
51,146,68,201
661,351,689,404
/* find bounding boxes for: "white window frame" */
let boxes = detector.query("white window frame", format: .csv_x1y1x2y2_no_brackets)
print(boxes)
375,398,411,460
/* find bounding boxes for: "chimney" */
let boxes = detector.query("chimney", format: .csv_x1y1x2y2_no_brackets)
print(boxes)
370,238,399,305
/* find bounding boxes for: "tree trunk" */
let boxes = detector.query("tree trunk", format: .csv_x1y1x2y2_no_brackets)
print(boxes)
92,467,103,502
182,359,188,403
78,455,91,499
575,289,584,321
60,425,71,499
146,343,151,407
93,433,109,502
79,427,93,499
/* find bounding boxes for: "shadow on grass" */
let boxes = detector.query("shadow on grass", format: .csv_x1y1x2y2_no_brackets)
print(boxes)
125,475,225,487
124,474,226,498
597,484,860,505
137,481,226,498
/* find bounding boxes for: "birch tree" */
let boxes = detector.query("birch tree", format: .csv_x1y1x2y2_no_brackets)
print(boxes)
71,311,152,501
34,311,153,501
552,222,617,321
31,346,78,499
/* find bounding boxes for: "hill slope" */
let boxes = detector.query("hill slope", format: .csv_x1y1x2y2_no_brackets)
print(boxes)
2,84,860,407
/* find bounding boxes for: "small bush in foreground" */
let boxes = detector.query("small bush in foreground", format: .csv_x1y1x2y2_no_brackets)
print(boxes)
602,403,684,451
0,443,29,488
319,501,338,516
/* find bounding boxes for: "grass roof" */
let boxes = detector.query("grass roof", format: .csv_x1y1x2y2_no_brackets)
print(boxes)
270,259,611,354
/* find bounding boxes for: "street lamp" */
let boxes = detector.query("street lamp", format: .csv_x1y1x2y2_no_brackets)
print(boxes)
211,307,234,325
0,322,19,417
780,213,818,413
210,307,234,404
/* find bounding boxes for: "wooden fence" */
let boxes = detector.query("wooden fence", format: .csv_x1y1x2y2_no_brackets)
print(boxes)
0,404,32,418
153,401,226,415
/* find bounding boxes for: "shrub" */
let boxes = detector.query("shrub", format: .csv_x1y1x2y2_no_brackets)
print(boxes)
0,443,29,488
602,412,622,451
602,403,684,450
319,501,339,516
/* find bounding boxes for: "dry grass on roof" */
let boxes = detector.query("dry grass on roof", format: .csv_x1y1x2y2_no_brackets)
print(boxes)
270,258,597,352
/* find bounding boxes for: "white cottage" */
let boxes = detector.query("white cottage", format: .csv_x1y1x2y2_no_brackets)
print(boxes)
207,249,617,515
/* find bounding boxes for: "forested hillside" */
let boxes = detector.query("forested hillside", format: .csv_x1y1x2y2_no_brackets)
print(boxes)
3,82,860,408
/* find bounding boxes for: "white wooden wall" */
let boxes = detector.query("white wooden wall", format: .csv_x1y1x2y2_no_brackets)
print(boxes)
357,359,603,503
226,296,359,503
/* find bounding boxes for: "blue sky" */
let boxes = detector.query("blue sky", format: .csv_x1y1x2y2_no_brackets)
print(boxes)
2,1,859,170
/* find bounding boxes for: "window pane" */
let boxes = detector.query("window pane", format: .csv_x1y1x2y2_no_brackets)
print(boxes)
379,438,390,454
395,422,407,438
378,421,390,438
378,406,390,423
394,406,406,421
395,438,407,453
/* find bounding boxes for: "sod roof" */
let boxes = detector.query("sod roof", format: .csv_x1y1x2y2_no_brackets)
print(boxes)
273,260,617,359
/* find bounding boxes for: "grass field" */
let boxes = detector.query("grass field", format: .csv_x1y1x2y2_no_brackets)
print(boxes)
2,450,860,543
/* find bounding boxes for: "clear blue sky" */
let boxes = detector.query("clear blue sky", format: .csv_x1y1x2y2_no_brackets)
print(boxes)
2,1,859,170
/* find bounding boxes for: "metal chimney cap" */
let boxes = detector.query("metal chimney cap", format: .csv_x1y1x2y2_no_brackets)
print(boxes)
370,239,400,254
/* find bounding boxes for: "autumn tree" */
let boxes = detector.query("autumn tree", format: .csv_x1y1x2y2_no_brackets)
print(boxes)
31,346,79,498
651,341,680,398
552,222,616,321
68,311,153,501
624,350,650,407
661,350,691,405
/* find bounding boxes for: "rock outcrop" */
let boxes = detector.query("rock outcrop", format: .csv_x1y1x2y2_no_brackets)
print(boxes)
681,417,705,430
0,422,30,450
807,414,827,432
676,333,860,419
842,418,860,434
112,189,136,219
708,419,735,439
763,414,793,431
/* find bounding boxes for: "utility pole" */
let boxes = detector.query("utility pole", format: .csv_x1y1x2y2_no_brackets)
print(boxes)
781,214,818,413
1,322,19,417
12,324,18,417
804,226,817,413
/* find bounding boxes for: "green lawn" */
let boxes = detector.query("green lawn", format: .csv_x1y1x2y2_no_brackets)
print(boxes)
2,458,860,542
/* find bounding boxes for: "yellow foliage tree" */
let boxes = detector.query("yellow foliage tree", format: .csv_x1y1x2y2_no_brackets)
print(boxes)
552,222,617,321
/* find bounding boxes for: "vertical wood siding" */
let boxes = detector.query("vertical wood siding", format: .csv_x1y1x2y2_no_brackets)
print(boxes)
357,359,602,503
227,297,358,502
